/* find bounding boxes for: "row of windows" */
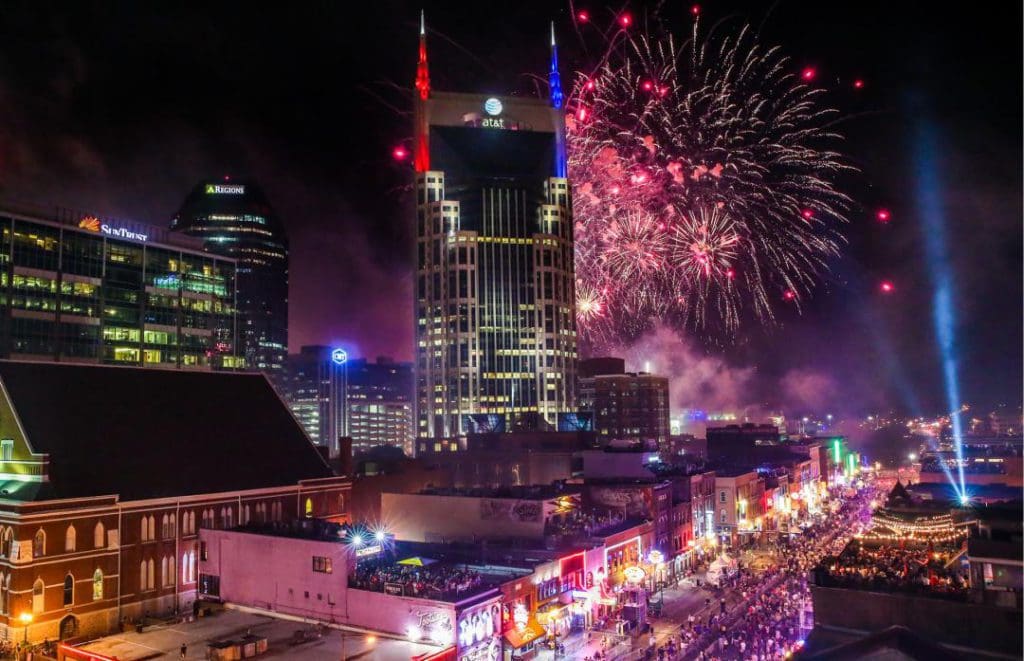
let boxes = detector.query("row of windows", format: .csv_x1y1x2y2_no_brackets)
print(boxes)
11,500,290,559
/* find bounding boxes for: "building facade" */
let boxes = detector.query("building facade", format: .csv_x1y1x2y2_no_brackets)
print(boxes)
279,349,414,457
170,179,288,375
347,357,414,456
0,361,349,643
578,358,671,444
413,22,577,439
279,345,346,455
706,424,782,466
0,206,241,370
713,470,766,548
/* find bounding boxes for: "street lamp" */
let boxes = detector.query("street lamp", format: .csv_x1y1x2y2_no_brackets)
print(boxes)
19,612,32,644
341,631,375,661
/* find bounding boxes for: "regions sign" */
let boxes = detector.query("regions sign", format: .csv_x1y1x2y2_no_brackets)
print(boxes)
205,184,245,195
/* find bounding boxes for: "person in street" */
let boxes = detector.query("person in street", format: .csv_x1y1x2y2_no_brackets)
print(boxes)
180,643,187,659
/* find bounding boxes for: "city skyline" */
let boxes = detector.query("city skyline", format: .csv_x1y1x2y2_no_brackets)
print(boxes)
0,1,1018,415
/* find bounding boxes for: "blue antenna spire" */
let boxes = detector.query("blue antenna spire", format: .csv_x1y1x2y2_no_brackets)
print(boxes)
550,22,567,178
549,22,563,110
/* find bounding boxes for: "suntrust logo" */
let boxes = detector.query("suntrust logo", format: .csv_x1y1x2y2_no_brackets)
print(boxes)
78,216,149,243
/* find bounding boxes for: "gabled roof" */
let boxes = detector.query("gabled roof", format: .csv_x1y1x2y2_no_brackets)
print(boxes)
0,361,332,501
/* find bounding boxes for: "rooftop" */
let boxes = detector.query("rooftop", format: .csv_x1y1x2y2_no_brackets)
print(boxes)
413,484,578,500
348,540,529,604
0,200,210,253
0,361,333,501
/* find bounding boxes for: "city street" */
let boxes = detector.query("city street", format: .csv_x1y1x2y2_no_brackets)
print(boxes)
581,482,882,661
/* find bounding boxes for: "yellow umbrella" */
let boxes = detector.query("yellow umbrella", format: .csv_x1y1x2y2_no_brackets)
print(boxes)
397,556,436,566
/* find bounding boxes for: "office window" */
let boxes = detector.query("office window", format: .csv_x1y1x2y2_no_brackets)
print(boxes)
0,440,12,461
312,556,332,574
94,521,105,549
65,525,76,552
33,529,45,557
720,491,726,503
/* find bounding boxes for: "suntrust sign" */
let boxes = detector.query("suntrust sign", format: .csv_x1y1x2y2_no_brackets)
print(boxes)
78,216,149,243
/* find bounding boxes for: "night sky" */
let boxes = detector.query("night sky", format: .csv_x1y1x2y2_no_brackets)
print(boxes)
0,1,1019,416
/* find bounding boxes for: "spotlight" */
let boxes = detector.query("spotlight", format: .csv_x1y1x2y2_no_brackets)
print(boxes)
351,533,364,547
374,530,386,543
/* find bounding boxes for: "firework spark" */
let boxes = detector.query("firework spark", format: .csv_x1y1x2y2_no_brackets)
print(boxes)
567,19,853,348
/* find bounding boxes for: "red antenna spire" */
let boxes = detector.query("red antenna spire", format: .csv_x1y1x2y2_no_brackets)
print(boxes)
415,10,430,101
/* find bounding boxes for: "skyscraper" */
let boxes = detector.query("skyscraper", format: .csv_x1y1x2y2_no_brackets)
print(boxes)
278,345,346,453
170,179,288,374
413,16,577,439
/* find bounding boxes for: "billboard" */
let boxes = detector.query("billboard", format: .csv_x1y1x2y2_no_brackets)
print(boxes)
558,412,594,432
462,414,506,434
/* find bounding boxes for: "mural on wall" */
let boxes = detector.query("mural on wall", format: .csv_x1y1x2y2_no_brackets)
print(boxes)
588,487,649,516
479,499,542,523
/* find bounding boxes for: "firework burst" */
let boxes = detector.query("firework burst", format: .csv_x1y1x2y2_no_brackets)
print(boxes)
568,18,853,348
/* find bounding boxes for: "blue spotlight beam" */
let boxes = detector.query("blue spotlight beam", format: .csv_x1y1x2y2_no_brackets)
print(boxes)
914,117,966,500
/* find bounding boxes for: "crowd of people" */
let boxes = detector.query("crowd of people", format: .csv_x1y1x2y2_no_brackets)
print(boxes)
348,562,486,599
626,482,883,661
546,508,628,538
815,540,967,597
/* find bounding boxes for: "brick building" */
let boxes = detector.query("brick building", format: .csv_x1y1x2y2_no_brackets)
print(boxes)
578,358,671,444
0,361,350,642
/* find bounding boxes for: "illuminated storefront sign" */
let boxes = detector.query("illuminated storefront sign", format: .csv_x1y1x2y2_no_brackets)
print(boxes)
408,609,453,646
458,602,501,661
648,550,665,565
512,603,528,631
331,348,348,365
623,566,646,584
205,184,246,194
354,544,382,557
78,216,149,243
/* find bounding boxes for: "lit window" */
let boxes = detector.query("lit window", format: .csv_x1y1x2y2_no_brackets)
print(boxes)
93,569,104,601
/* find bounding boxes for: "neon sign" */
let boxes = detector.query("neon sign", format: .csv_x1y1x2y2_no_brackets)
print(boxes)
354,544,382,557
78,216,149,243
205,184,245,194
484,98,502,116
623,565,646,584
331,348,348,365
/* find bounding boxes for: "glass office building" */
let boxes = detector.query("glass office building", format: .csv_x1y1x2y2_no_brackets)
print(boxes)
413,28,577,439
279,348,414,457
0,206,241,369
170,179,288,375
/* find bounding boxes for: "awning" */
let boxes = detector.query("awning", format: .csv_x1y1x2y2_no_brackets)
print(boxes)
397,556,437,566
503,620,545,649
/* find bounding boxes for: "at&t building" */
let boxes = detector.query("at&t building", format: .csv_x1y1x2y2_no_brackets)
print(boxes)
413,17,577,440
